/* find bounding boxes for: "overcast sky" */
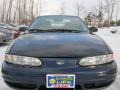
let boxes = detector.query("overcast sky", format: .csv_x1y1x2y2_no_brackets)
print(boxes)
40,0,120,19
41,0,103,14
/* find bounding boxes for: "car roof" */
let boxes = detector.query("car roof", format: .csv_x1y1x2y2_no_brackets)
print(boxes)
37,15,80,18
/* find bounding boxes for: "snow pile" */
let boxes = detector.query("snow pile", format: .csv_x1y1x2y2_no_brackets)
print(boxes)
0,46,7,66
95,26,120,36
96,27,120,75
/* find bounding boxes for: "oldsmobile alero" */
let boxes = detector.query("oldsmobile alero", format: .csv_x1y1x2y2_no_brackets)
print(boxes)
2,15,117,90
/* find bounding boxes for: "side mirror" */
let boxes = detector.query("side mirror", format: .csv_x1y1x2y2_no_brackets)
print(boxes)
89,27,98,33
19,27,28,32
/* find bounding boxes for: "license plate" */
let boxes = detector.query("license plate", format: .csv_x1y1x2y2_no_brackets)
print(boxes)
46,74,75,88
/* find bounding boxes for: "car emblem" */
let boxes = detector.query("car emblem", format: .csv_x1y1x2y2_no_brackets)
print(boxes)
56,60,64,65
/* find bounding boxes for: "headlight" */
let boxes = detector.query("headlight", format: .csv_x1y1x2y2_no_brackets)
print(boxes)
79,54,114,66
5,54,42,66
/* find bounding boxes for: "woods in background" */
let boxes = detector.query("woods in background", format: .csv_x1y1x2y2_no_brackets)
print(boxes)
84,0,120,27
0,0,120,27
0,0,42,25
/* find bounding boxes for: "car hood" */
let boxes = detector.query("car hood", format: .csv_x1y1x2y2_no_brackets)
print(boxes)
9,33,109,57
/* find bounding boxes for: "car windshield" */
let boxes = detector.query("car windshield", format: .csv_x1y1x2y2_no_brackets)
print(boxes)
29,16,89,33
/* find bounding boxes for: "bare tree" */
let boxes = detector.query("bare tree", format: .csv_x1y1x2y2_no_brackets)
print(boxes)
97,2,105,27
104,0,117,27
1,0,7,22
115,0,120,22
75,3,84,17
6,0,14,23
60,2,65,15
18,0,22,24
21,0,27,24
0,0,43,24
13,0,19,23
39,0,42,16
30,0,35,20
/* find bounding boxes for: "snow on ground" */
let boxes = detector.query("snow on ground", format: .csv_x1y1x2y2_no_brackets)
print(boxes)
0,45,12,90
0,26,120,90
95,27,120,90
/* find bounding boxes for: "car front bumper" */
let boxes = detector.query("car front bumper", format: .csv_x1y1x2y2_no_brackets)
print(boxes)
2,61,117,90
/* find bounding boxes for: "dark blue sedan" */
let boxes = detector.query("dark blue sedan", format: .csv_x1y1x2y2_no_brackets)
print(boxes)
2,15,117,90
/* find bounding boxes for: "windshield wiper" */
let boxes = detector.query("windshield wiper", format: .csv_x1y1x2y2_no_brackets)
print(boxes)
28,29,48,33
28,29,84,33
46,29,83,33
